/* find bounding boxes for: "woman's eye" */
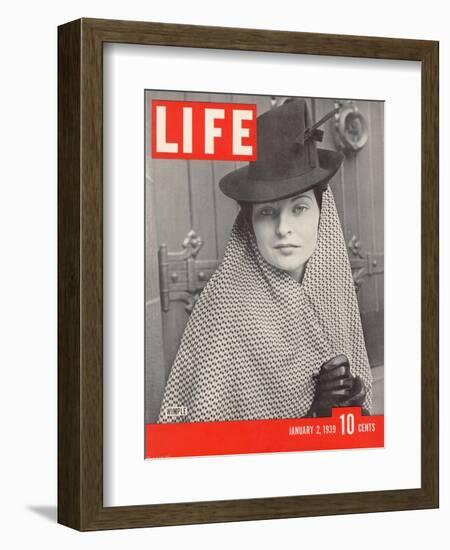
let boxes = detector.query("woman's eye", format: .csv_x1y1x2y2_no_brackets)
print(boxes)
259,207,275,216
293,204,308,214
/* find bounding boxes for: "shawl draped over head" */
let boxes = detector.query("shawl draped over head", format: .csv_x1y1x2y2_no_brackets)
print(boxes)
158,188,372,423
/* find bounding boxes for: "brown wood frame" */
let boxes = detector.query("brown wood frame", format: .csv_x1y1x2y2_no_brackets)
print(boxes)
58,18,439,531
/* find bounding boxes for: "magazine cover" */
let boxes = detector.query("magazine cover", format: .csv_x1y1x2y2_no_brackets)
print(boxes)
144,91,384,458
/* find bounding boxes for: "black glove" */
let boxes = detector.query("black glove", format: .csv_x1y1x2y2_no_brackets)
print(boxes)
308,354,367,417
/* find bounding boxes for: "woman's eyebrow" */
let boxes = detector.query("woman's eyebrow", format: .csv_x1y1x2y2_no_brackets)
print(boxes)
290,194,312,202
256,194,312,209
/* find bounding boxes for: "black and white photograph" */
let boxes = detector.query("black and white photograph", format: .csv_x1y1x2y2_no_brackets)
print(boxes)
144,91,384,456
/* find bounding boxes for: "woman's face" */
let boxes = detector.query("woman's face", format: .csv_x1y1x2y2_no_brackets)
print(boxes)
251,189,320,281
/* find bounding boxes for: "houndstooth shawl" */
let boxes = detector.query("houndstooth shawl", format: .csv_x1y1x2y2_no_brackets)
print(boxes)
158,188,372,423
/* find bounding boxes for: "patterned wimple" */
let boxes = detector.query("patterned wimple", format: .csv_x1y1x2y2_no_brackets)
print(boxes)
158,188,372,423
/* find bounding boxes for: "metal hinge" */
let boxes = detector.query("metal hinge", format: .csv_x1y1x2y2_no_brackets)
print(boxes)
158,230,219,313
348,235,384,291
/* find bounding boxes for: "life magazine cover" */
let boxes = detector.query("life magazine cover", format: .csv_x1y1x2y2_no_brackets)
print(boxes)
144,91,384,458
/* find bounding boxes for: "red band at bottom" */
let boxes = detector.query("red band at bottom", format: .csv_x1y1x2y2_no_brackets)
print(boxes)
145,407,384,458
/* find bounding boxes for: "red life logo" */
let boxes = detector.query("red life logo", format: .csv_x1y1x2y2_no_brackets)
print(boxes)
151,100,257,161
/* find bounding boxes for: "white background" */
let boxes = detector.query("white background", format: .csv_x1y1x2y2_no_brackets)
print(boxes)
0,1,447,548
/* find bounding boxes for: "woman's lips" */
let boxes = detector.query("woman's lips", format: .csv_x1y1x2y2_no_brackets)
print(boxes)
273,244,301,256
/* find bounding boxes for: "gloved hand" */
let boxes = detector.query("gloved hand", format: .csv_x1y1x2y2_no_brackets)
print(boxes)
308,354,367,417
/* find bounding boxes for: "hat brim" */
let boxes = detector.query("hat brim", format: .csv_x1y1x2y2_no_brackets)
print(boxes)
219,148,344,203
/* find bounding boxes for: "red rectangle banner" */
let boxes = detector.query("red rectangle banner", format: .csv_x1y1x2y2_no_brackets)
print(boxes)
146,407,384,458
151,99,257,161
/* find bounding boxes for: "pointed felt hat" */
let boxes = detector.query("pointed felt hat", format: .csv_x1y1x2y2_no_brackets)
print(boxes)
219,99,344,203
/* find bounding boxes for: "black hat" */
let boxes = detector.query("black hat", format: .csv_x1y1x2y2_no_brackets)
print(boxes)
219,99,344,203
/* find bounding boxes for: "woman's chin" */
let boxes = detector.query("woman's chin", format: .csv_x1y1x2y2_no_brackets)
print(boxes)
271,258,306,278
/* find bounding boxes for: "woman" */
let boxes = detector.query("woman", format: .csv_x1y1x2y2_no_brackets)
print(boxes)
158,98,372,423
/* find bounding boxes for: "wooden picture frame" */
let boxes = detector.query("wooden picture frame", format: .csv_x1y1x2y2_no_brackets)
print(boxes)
58,18,439,530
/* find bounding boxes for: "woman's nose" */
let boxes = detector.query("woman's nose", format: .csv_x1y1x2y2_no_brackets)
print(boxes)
275,211,293,237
